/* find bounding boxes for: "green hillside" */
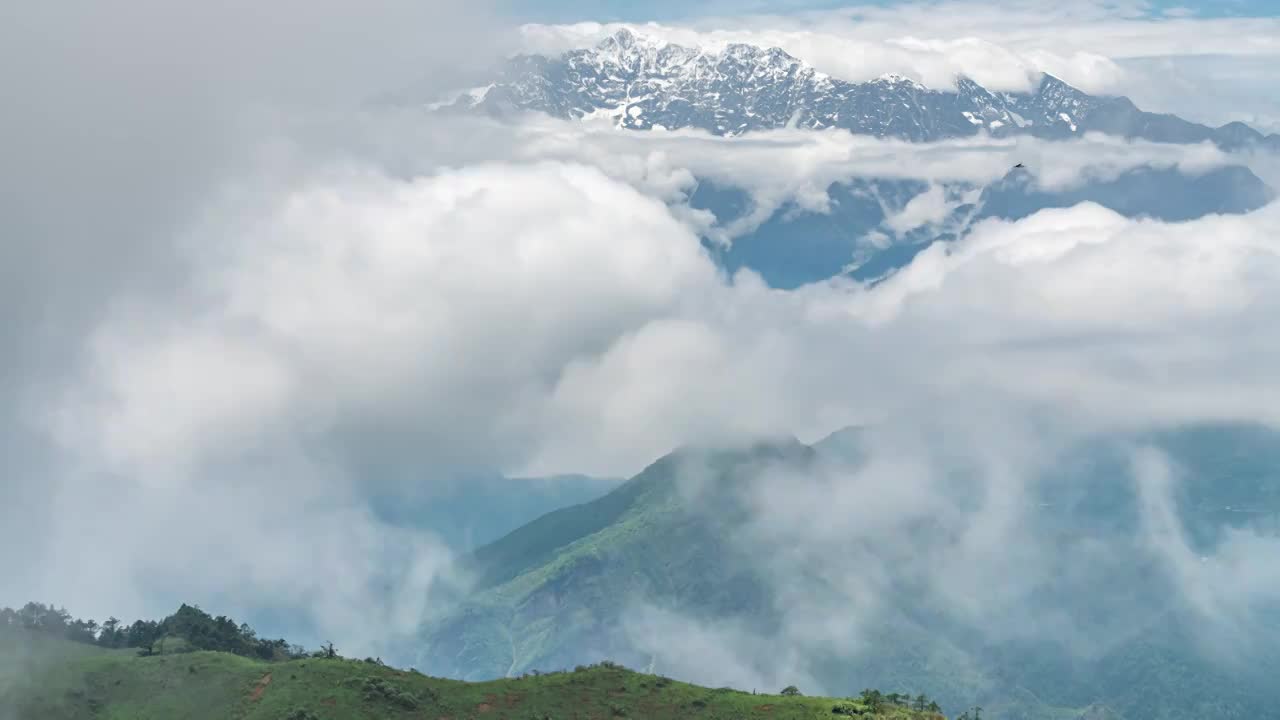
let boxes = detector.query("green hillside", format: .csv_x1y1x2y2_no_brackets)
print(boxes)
416,439,813,680
0,627,945,720
415,425,1280,720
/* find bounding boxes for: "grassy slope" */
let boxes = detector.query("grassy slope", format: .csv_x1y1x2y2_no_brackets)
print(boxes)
0,631,944,720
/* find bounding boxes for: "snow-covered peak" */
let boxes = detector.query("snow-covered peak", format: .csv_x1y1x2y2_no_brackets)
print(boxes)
446,33,1269,148
872,72,927,90
592,28,667,58
576,29,808,80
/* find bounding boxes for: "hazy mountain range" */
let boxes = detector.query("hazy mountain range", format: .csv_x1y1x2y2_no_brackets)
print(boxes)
411,424,1280,720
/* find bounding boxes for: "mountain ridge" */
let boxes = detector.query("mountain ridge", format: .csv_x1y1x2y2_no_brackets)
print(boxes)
445,29,1280,150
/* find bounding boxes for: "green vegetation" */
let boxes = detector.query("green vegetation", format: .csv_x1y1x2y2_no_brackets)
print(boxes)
418,440,813,680
0,623,946,720
1,602,306,662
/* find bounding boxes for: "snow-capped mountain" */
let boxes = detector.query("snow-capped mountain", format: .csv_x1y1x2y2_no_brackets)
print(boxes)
450,28,1279,149
424,29,1275,290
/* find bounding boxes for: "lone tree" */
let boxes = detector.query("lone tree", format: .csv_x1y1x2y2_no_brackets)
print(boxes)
780,685,801,696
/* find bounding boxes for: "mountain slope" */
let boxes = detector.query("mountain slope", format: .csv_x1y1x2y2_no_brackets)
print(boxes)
417,439,813,681
0,627,943,720
416,424,1280,720
452,29,1277,149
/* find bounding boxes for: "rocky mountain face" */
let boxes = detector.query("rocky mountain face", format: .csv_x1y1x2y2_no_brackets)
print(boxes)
454,29,1280,150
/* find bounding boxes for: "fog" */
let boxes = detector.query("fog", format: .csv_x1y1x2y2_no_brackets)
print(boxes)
0,0,504,653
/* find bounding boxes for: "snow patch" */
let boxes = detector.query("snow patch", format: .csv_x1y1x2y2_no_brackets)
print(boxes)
423,84,494,111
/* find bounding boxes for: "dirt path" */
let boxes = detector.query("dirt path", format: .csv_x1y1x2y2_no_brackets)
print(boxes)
249,673,272,702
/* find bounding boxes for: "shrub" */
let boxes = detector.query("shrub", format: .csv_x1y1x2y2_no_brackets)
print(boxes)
357,676,429,710
781,685,801,696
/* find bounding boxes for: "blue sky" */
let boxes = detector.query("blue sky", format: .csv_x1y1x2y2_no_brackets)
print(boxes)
507,0,1280,23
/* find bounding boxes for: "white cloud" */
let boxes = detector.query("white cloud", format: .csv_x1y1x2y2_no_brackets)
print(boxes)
491,115,1242,243
44,118,1280,480
883,183,955,234
50,161,716,482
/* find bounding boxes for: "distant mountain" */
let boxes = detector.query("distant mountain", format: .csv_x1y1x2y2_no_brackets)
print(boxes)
974,164,1274,223
694,164,1275,288
414,424,1280,720
449,29,1280,150
1077,705,1127,720
425,30,1276,289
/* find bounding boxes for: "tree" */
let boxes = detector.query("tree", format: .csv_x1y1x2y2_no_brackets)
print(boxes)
859,689,885,713
914,694,929,711
99,617,122,648
125,619,161,650
67,618,98,644
780,685,801,696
